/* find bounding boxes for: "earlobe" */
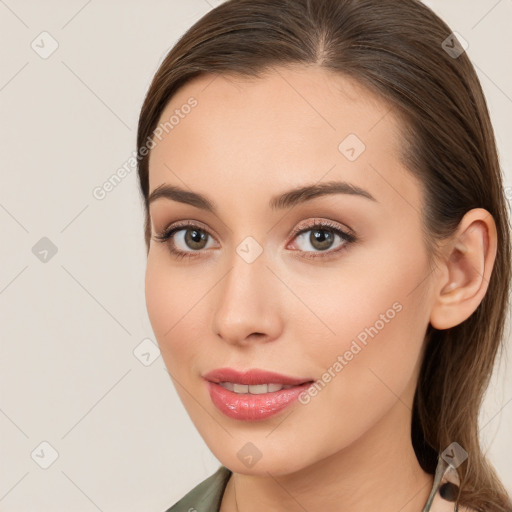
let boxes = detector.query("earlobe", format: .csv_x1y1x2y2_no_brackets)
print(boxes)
429,208,497,330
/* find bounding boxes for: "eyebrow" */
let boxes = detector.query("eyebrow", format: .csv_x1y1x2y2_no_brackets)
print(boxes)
148,180,377,213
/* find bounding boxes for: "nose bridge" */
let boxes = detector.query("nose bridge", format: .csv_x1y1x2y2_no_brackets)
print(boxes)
212,236,281,344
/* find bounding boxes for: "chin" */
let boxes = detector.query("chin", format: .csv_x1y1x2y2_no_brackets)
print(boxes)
213,446,310,477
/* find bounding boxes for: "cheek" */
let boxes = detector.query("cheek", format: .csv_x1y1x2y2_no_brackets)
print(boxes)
299,240,431,403
144,254,206,371
305,240,428,349
286,253,430,458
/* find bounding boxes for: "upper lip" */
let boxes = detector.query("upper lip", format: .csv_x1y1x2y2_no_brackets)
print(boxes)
203,368,314,386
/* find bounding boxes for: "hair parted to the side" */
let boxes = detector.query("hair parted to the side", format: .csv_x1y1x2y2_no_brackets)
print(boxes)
136,0,512,510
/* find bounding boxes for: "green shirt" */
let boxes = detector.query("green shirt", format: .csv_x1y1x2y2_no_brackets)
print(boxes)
164,461,461,512
164,465,232,512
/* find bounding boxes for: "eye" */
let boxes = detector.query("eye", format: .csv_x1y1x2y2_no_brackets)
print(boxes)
287,219,356,260
153,218,356,261
153,221,217,260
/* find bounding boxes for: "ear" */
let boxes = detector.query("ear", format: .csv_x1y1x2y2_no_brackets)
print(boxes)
429,208,498,330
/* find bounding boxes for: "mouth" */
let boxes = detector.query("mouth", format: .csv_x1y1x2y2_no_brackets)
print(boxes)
203,368,315,421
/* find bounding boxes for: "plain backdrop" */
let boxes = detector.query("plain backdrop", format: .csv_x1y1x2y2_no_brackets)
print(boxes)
0,0,511,510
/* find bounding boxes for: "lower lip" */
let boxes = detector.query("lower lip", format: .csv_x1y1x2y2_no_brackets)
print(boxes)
206,381,314,421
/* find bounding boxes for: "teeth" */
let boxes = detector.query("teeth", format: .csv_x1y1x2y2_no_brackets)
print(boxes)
233,383,249,393
219,382,294,394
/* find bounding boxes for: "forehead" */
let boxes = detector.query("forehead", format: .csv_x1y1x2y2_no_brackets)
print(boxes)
147,65,417,213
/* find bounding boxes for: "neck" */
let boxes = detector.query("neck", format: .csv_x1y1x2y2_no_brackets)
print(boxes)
220,399,434,512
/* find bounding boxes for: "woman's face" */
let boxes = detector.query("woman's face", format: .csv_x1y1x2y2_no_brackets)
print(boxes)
145,65,436,475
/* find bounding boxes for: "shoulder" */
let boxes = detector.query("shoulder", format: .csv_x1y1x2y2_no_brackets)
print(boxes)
162,465,232,512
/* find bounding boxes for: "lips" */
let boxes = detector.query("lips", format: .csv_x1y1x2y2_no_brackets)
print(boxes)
202,367,313,386
203,368,315,421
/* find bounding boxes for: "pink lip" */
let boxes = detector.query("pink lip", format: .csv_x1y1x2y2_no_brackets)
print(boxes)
202,367,312,386
203,368,314,421
206,381,314,421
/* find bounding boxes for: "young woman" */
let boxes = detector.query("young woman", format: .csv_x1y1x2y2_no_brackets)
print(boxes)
135,0,512,510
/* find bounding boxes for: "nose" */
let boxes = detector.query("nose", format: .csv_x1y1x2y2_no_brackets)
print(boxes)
211,245,284,346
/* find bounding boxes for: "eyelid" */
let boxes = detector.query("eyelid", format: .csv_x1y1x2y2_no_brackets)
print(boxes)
288,218,356,241
154,219,219,243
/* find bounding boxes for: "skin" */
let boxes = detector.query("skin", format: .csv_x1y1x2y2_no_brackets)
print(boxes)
144,65,496,512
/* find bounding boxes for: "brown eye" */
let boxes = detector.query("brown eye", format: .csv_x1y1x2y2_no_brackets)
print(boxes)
153,222,216,259
305,228,336,251
181,227,209,250
290,220,356,258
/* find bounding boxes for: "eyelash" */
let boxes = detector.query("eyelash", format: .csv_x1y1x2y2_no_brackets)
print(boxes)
153,219,357,261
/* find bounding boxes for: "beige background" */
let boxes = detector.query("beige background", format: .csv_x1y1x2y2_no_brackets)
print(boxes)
0,0,510,510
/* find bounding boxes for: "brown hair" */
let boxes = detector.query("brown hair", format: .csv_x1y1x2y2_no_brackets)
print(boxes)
136,0,512,509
